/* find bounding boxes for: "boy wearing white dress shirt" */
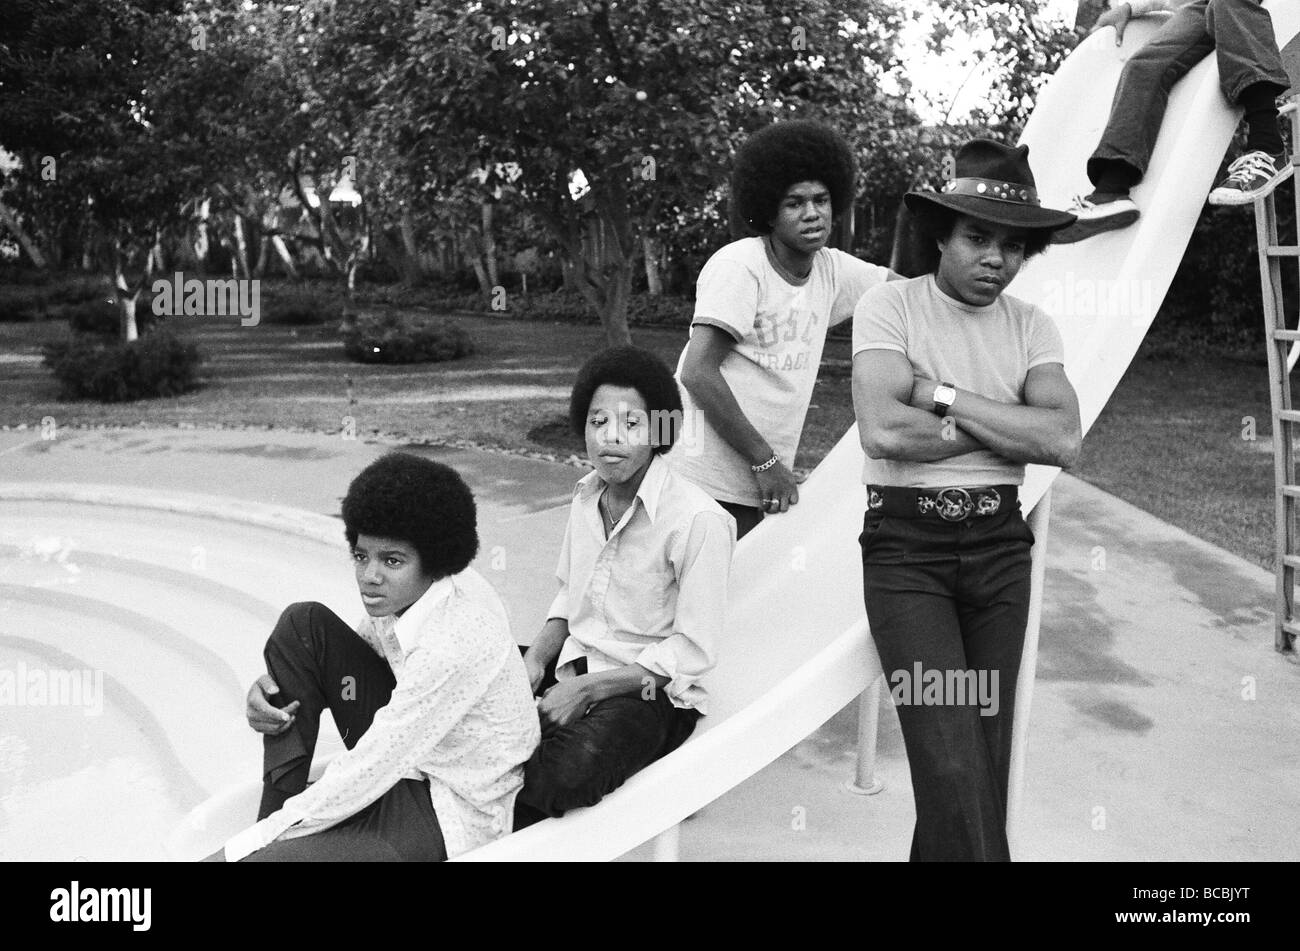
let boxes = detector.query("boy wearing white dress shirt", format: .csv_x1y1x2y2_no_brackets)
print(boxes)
516,347,734,823
223,453,539,861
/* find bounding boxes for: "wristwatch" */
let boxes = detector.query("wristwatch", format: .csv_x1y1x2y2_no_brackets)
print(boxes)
932,382,956,417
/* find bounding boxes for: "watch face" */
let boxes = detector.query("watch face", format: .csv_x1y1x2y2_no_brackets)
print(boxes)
935,385,956,406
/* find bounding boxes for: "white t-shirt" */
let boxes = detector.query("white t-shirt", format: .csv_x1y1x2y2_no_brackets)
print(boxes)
851,273,1066,488
669,237,890,506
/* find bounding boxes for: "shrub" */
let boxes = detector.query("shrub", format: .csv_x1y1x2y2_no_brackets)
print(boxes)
56,294,159,337
0,273,104,322
341,312,474,364
62,295,124,335
0,285,53,321
41,329,203,402
263,285,345,325
354,258,403,285
625,293,692,327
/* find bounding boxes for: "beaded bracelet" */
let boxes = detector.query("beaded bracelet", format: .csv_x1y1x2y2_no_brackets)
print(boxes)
750,453,780,474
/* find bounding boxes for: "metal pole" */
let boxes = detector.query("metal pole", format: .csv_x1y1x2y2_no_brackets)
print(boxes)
1006,489,1052,857
845,674,885,795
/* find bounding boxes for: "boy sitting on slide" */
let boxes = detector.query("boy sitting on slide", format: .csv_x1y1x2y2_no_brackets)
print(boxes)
224,453,539,861
1056,0,1291,244
515,347,735,825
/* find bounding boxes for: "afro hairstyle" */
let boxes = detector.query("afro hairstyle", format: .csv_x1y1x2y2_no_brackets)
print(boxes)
342,452,478,580
568,346,684,454
907,204,1054,275
731,119,856,235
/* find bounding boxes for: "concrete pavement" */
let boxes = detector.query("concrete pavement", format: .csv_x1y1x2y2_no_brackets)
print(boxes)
2,425,1296,861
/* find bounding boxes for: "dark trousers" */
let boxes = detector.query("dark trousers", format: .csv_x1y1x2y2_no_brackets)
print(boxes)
247,601,447,862
859,508,1034,862
718,500,763,539
515,654,700,825
1089,0,1290,186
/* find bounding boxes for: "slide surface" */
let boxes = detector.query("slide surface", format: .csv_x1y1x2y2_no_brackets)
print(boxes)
168,3,1299,861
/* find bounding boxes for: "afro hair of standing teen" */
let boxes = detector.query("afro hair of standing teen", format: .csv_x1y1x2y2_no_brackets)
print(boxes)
569,347,684,454
342,452,478,580
731,119,856,235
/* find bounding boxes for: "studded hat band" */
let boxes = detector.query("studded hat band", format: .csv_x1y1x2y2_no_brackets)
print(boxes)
940,177,1040,206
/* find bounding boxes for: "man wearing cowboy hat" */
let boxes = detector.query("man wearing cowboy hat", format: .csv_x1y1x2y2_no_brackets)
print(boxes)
851,139,1083,861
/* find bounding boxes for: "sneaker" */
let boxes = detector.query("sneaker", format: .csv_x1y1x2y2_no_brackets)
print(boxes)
1208,150,1293,205
1051,192,1141,244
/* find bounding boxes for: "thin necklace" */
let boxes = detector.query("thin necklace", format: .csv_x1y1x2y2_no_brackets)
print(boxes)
600,489,627,535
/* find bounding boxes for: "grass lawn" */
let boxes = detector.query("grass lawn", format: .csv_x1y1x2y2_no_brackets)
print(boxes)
0,303,1282,571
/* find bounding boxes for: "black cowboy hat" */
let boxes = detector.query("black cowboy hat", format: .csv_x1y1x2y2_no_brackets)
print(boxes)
905,139,1076,231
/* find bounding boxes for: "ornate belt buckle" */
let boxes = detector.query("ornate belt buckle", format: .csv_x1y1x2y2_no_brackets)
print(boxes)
935,487,973,522
975,488,1002,516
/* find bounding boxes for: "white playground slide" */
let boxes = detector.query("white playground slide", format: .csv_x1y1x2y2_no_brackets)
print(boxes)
169,3,1299,861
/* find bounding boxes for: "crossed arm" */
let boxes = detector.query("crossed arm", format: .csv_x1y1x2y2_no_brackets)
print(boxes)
851,348,1083,470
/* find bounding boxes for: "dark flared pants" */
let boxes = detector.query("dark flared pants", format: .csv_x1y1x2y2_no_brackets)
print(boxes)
860,508,1034,861
244,601,447,862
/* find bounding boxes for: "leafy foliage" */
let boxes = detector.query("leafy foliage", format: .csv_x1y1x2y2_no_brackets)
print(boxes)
925,0,1080,140
340,312,474,364
41,327,202,401
263,286,346,326
354,0,925,343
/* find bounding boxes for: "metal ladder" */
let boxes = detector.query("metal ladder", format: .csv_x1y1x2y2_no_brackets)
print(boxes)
1249,97,1300,653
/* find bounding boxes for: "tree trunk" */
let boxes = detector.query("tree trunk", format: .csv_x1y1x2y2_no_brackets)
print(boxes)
254,229,271,277
0,199,48,267
271,234,300,280
317,198,348,275
399,208,424,284
193,197,211,274
232,213,251,279
593,182,637,347
643,235,662,296
112,246,141,343
561,258,579,293
150,229,166,275
481,200,499,289
119,292,140,343
603,254,634,346
468,251,491,297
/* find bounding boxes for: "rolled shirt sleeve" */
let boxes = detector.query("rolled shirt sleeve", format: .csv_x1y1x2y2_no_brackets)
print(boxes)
224,602,507,862
632,509,734,713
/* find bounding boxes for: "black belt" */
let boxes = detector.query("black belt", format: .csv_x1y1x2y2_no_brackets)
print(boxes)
866,484,1018,522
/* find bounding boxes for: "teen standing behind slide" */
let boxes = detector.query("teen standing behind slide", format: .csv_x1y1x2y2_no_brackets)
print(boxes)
673,119,893,538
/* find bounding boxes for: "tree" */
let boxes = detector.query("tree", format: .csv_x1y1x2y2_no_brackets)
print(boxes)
926,0,1080,141
377,0,919,345
0,0,308,339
